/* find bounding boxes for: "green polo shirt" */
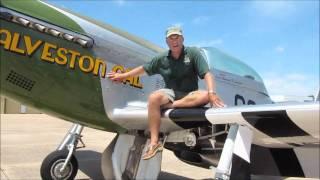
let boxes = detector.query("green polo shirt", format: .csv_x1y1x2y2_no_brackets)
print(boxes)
143,46,209,96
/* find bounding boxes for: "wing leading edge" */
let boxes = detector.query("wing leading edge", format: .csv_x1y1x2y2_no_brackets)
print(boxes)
205,102,319,148
111,102,318,148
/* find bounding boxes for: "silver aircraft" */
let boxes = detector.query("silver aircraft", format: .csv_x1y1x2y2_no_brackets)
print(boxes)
0,0,319,179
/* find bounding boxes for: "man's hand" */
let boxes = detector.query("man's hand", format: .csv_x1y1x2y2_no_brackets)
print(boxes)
107,66,145,83
107,71,126,83
208,93,225,108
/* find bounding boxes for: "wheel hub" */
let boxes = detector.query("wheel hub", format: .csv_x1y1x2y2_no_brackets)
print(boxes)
51,159,73,179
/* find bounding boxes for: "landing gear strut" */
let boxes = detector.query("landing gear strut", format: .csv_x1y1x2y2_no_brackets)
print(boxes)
40,124,85,180
214,124,253,180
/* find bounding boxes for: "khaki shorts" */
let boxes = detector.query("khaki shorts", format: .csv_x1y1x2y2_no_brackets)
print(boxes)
158,89,190,102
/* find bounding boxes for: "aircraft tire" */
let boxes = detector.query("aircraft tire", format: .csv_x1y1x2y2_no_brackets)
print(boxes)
40,150,78,180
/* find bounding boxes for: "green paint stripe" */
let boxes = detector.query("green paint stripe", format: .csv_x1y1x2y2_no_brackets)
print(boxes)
0,0,85,34
0,20,125,132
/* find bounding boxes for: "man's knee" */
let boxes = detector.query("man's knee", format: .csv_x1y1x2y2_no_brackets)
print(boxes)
188,91,209,105
148,92,168,105
197,91,209,104
199,91,209,101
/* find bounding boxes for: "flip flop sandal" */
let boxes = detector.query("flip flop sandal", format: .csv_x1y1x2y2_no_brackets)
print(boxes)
142,143,163,160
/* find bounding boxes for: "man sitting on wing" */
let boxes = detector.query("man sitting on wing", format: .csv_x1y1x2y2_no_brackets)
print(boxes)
107,26,225,160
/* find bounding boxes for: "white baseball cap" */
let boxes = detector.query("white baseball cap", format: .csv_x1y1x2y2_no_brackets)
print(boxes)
166,26,183,38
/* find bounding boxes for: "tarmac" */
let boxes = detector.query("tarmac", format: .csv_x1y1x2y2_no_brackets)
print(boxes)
1,114,213,180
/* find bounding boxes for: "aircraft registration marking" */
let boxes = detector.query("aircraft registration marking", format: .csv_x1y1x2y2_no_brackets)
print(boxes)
0,28,143,89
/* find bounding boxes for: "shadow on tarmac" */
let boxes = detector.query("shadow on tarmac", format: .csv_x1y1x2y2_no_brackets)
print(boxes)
75,150,104,179
75,150,209,180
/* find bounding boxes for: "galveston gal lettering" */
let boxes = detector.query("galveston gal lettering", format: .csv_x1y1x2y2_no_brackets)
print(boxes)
0,28,106,78
0,28,143,89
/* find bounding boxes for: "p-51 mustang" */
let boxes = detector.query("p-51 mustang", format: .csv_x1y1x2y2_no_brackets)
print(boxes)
0,1,319,179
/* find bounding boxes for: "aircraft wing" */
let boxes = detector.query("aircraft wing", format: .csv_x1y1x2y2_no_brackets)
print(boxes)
112,101,319,148
205,102,319,148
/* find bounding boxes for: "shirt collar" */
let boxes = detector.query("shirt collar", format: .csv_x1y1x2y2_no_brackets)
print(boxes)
167,46,186,59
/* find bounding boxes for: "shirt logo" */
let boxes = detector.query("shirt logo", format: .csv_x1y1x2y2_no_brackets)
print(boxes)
184,56,191,65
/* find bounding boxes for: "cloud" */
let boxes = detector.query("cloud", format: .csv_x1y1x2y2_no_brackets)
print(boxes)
114,0,126,6
274,45,285,53
262,72,318,97
170,23,184,28
192,16,210,25
192,39,223,47
251,1,296,18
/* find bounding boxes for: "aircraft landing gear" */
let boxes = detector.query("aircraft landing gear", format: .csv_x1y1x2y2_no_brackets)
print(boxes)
214,124,253,180
101,133,164,180
40,124,85,180
40,150,78,180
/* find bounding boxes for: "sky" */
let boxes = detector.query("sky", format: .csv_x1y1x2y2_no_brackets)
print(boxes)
48,0,319,100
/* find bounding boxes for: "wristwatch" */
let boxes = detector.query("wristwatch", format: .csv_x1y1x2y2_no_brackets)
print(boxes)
208,90,216,95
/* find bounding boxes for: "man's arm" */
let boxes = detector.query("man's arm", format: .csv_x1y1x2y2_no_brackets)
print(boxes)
204,72,225,108
107,66,145,82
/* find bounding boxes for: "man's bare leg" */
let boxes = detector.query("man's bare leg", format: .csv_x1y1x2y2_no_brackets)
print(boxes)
148,90,208,145
173,90,209,108
148,91,171,145
143,90,209,159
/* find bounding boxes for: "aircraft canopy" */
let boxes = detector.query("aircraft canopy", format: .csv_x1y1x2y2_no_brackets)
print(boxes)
201,47,263,83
